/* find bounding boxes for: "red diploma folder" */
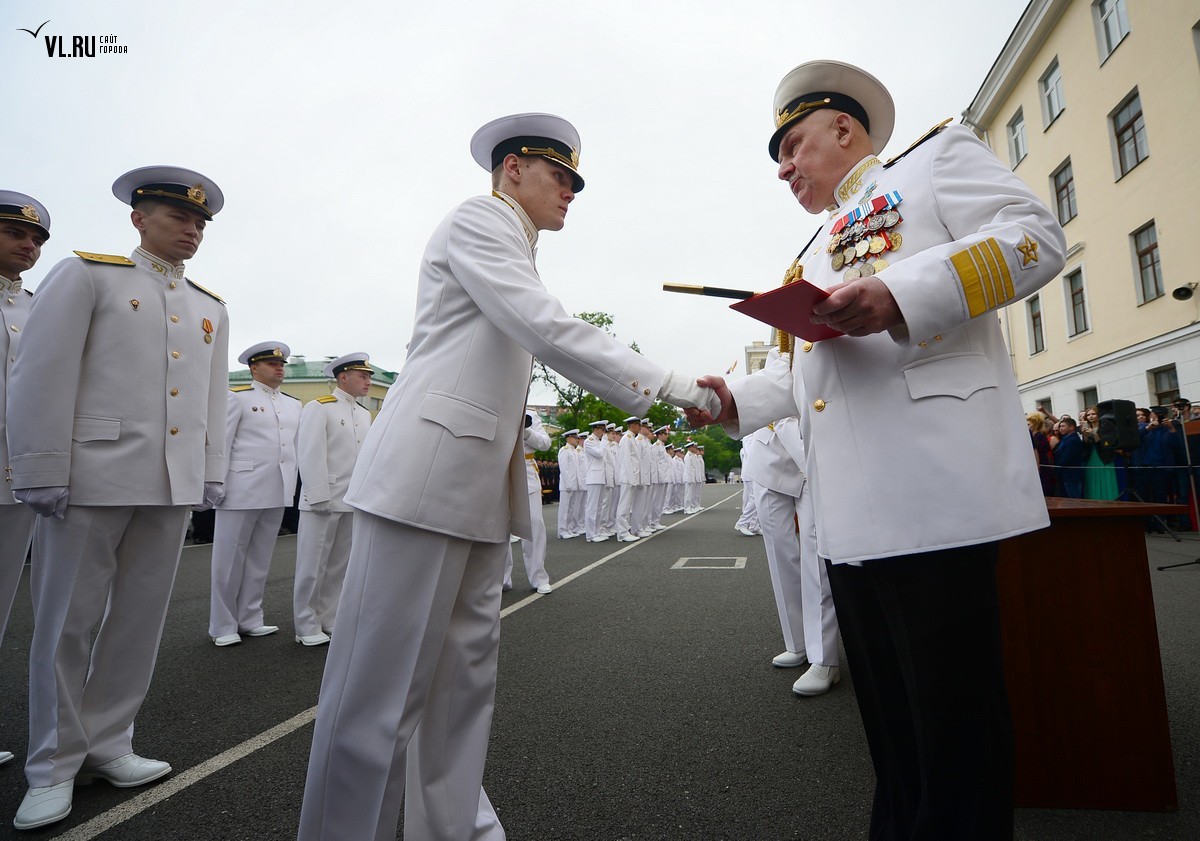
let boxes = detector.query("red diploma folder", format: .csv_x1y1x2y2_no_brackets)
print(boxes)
729,279,843,342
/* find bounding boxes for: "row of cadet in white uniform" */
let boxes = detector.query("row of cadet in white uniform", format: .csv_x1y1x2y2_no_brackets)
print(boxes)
554,419,709,543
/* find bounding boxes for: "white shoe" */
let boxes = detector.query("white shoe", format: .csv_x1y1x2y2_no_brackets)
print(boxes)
772,650,808,668
618,534,639,542
295,632,331,646
535,583,553,594
736,525,756,536
502,582,513,591
78,753,171,788
0,750,13,766
589,535,610,542
242,625,278,637
212,633,242,647
14,781,73,830
792,664,840,697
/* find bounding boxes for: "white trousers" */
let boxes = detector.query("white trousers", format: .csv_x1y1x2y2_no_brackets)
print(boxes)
584,483,605,539
685,481,702,511
0,503,36,648
752,482,839,666
504,488,549,589
26,505,188,786
294,509,353,636
630,484,650,535
601,485,615,533
568,487,586,534
735,480,760,531
556,489,575,537
299,513,506,841
615,482,635,538
210,507,285,638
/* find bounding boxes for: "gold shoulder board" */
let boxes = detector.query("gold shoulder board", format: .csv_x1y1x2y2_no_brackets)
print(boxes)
884,117,954,169
73,250,135,266
230,385,253,393
187,279,226,305
316,395,338,404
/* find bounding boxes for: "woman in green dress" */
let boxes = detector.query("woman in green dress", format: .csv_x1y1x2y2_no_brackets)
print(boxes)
1081,405,1120,500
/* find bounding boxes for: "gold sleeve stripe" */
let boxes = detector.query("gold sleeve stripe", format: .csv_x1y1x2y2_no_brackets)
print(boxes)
950,237,1015,318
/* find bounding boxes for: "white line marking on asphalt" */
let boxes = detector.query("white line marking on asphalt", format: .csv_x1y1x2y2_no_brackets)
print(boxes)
53,708,317,841
58,491,740,838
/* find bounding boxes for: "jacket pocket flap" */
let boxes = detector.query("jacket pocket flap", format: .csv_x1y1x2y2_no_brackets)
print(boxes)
72,415,121,443
418,391,498,440
903,353,997,400
229,460,254,472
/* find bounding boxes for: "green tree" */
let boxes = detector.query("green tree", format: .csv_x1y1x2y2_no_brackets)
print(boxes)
532,312,680,452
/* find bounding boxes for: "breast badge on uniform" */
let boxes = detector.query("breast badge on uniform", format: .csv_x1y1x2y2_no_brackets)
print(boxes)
826,191,904,281
202,317,214,344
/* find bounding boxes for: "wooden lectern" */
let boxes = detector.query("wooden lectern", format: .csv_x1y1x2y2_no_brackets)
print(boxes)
997,498,1180,811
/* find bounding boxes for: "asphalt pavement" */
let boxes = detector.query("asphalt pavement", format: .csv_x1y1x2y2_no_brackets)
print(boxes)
1,485,1199,840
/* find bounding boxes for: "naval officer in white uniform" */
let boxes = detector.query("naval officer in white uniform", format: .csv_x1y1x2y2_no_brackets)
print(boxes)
0,191,50,770
556,428,582,538
7,167,229,830
692,60,1066,838
209,342,301,646
298,113,717,841
293,352,374,646
503,408,552,593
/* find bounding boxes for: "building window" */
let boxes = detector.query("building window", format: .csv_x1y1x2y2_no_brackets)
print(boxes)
1134,221,1163,303
1079,387,1099,413
1065,270,1089,336
1036,397,1054,416
1041,59,1065,125
1027,295,1045,355
1152,366,1179,407
1052,159,1077,225
1096,0,1131,59
1007,109,1027,167
1112,91,1148,176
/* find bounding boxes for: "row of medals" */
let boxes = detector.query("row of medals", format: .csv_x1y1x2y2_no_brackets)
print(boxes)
826,208,903,280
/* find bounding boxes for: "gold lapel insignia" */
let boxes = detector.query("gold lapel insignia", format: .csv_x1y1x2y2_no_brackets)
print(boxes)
130,299,140,311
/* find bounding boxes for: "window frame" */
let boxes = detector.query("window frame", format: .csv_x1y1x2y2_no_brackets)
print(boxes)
1007,108,1028,169
1133,221,1164,305
1111,90,1149,177
1027,294,1046,356
1064,268,1090,338
1040,58,1066,126
1051,158,1077,225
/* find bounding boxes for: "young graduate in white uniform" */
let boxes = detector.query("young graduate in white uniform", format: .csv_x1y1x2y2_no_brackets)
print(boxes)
298,113,717,841
8,167,229,830
293,352,374,646
556,429,582,538
209,342,301,646
0,191,50,770
583,419,610,542
503,408,553,593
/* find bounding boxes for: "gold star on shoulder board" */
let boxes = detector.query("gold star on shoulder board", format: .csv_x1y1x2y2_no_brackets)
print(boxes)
1017,234,1039,267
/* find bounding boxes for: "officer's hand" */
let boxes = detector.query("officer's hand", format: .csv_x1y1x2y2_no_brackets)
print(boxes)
811,276,903,337
309,500,333,514
15,486,70,520
192,482,225,512
684,375,738,429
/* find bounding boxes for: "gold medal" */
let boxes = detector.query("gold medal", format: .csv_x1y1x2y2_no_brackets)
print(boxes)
873,258,889,272
887,232,902,251
860,261,876,277
869,235,887,254
831,251,845,271
204,334,213,344
842,245,856,265
855,239,870,258
844,266,862,281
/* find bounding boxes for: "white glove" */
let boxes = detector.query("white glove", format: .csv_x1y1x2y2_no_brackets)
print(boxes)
192,482,225,512
657,370,722,417
14,486,70,520
309,500,333,514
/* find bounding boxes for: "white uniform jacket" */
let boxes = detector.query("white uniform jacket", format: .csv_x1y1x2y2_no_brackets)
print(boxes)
637,435,654,482
727,125,1066,563
522,411,550,494
221,382,301,509
344,195,662,543
557,444,578,492
8,249,229,505
583,434,607,485
298,388,372,511
619,432,641,486
1,276,33,504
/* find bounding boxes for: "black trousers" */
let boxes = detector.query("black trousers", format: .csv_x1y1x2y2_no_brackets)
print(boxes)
826,543,1013,841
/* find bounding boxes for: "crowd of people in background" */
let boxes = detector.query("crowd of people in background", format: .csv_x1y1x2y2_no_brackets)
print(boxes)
1028,397,1200,530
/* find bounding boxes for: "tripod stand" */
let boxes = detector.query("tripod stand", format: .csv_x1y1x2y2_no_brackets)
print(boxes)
1157,419,1199,570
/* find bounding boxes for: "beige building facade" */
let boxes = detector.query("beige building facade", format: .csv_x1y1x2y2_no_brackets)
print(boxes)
963,0,1200,414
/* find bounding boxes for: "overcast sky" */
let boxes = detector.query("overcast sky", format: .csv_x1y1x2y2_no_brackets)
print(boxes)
5,0,1030,402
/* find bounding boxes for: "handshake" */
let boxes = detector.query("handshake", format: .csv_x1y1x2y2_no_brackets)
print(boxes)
657,371,734,428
